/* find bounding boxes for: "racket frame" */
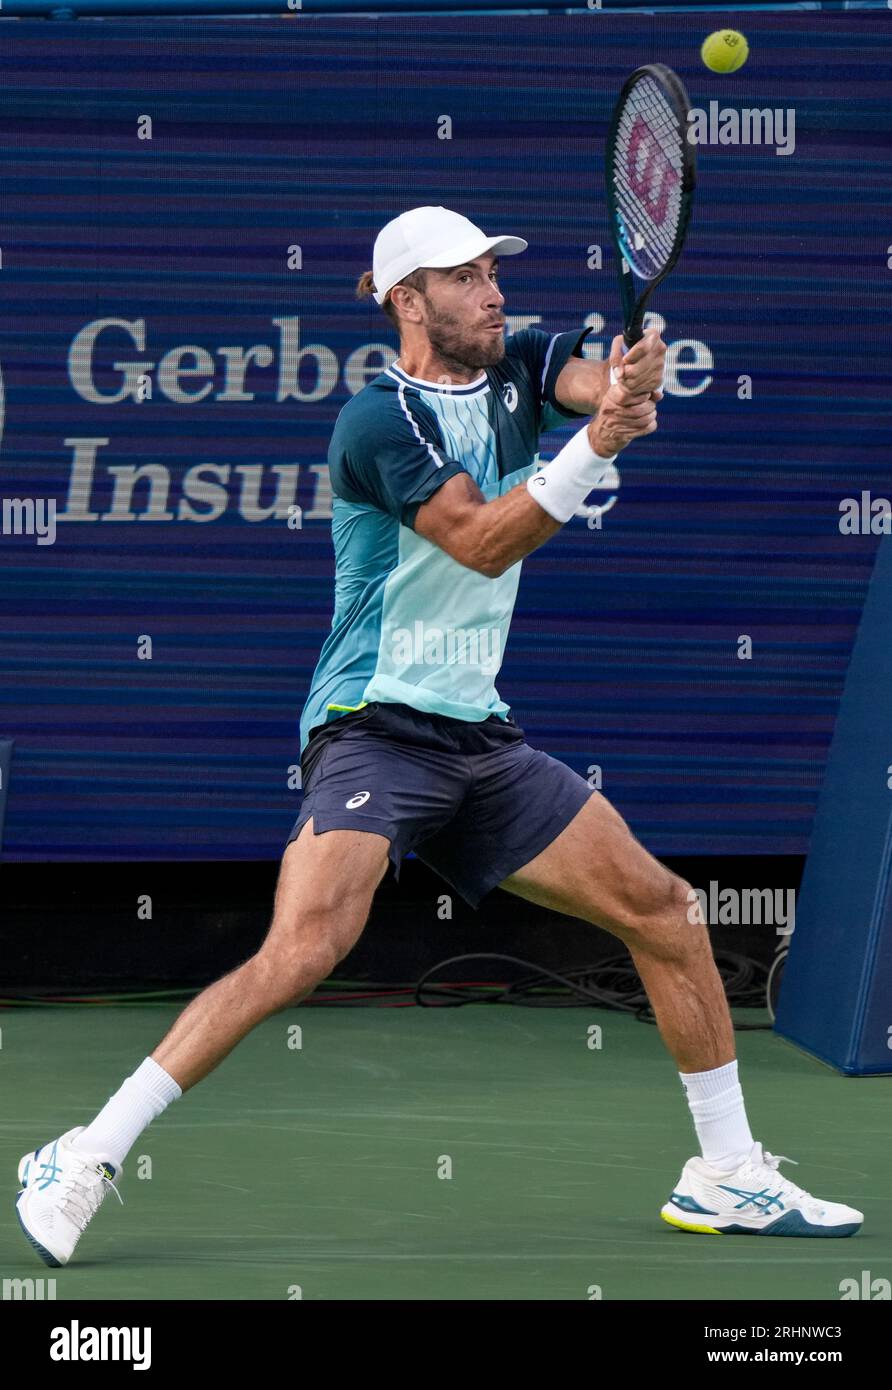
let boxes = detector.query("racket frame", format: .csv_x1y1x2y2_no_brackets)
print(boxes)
605,62,697,348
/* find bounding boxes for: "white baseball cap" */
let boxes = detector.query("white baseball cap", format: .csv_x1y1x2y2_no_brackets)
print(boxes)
372,206,528,305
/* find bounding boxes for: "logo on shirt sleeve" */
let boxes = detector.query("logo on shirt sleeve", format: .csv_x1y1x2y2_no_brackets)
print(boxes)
502,382,518,413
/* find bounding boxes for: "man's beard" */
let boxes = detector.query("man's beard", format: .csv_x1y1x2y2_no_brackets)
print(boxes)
423,302,505,377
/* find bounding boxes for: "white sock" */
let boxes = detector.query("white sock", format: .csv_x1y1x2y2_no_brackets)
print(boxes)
72,1057,182,1169
679,1058,755,1171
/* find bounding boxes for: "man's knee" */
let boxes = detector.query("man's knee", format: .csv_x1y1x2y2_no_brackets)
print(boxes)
258,874,380,1004
616,868,701,952
254,828,388,1008
252,933,342,1009
271,877,376,953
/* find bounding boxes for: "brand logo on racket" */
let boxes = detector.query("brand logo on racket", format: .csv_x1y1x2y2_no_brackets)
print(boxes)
345,791,371,809
627,116,681,228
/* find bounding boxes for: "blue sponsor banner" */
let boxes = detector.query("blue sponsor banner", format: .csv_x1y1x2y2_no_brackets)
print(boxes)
0,11,889,859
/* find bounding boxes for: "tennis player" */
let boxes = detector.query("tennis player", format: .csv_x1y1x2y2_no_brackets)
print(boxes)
16,207,862,1266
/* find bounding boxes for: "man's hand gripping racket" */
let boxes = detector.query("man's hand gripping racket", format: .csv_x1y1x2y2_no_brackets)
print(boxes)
588,332,662,458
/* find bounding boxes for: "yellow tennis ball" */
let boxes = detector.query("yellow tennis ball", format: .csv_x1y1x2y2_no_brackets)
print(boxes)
701,29,749,74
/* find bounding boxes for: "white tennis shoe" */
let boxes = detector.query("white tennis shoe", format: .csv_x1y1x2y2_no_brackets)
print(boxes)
16,1126,124,1266
661,1140,863,1237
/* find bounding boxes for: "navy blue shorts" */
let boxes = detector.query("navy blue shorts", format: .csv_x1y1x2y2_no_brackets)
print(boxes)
284,701,594,908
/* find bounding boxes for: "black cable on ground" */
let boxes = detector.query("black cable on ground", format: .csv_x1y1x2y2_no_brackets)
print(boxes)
0,949,773,1026
412,949,772,1028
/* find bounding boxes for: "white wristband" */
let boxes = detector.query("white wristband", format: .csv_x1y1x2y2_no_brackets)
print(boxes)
526,425,617,524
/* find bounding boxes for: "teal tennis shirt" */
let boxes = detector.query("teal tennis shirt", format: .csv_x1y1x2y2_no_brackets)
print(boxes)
299,326,593,752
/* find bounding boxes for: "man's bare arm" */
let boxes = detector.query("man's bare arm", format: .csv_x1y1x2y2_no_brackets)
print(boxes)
553,355,612,416
553,327,668,413
415,335,658,579
414,471,561,579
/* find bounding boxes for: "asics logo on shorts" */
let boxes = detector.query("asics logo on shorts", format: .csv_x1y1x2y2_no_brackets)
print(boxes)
345,791,371,809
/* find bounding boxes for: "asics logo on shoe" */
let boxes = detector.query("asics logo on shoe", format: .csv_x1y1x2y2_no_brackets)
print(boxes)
35,1143,63,1191
718,1184,786,1213
345,791,370,809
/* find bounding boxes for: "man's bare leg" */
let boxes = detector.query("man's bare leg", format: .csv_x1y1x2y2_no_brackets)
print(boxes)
15,819,393,1264
496,791,865,1235
151,819,392,1091
67,817,391,1170
498,791,733,1074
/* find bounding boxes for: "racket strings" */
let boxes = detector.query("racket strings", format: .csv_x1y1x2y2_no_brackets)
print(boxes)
612,76,684,279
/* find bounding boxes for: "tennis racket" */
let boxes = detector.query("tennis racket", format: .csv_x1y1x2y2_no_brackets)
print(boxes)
605,63,696,350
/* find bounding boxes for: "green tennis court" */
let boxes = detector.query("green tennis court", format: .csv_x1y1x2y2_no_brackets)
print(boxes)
5,1004,884,1300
